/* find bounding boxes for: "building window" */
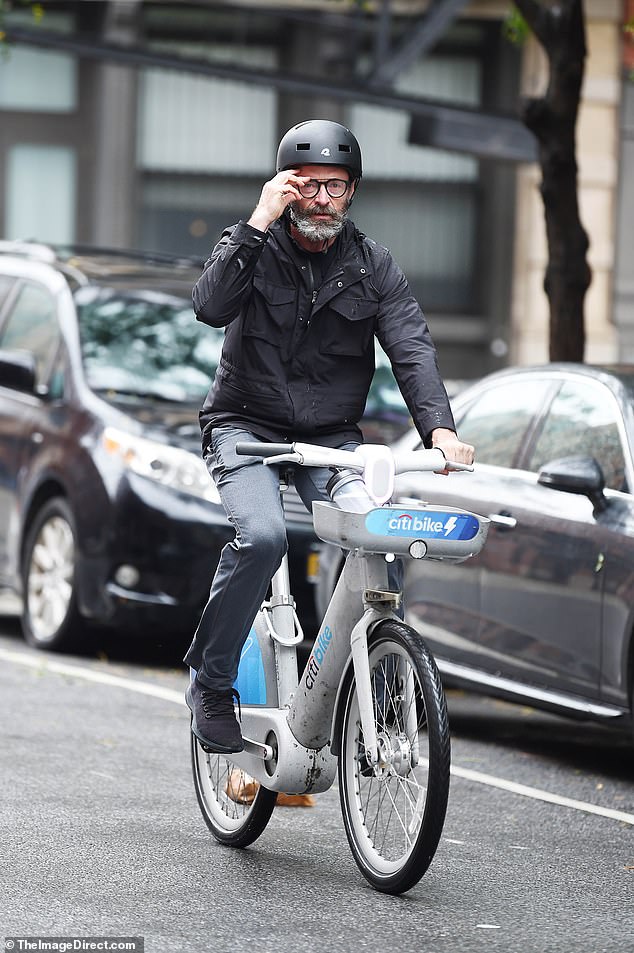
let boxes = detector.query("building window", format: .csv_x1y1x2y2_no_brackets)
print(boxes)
348,54,481,315
6,145,77,244
0,11,77,113
137,45,277,174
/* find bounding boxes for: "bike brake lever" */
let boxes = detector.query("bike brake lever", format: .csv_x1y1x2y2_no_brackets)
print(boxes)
442,460,474,472
263,452,304,466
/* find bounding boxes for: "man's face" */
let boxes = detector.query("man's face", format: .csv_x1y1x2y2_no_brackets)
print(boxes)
289,164,355,244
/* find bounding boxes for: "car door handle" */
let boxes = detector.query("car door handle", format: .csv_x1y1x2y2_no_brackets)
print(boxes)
488,512,517,529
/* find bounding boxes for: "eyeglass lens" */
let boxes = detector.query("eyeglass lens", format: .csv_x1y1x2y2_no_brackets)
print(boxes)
299,179,349,199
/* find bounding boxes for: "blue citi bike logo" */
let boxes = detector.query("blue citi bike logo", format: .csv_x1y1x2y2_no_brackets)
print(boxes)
365,508,479,540
305,625,334,690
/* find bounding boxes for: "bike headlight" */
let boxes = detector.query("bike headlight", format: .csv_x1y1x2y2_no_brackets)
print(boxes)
102,426,221,504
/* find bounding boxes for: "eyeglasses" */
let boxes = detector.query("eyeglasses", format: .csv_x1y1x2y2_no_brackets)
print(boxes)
298,178,350,199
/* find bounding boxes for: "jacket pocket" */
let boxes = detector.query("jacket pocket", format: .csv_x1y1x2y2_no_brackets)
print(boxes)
319,296,376,357
246,277,296,346
212,362,289,421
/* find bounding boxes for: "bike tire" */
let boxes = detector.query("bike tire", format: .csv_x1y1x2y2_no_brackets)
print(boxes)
190,733,277,847
338,619,451,894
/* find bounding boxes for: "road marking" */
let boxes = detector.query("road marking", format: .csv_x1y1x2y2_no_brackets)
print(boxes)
450,763,634,826
2,645,633,827
0,645,185,706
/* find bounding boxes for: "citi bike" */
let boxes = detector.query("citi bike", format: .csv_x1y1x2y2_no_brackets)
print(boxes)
190,440,489,894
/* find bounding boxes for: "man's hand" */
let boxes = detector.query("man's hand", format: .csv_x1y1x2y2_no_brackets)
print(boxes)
430,428,475,474
247,170,309,232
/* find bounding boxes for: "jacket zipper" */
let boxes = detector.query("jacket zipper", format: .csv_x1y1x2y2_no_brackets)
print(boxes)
307,260,317,310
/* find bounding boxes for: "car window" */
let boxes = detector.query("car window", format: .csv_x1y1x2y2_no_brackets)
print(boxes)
527,380,627,491
455,378,552,468
0,275,17,313
0,280,60,386
75,287,222,402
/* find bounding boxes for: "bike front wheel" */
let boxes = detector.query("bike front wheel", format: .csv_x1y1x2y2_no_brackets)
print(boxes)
338,619,451,894
190,734,277,847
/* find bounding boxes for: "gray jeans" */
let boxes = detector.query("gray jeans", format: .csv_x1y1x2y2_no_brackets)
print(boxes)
183,426,401,691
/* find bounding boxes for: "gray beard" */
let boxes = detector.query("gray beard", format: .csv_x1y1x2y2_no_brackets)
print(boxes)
289,203,347,243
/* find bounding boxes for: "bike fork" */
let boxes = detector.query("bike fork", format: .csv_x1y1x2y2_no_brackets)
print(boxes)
350,551,400,767
350,608,420,769
349,608,383,767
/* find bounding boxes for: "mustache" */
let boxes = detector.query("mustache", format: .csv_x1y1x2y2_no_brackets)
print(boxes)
290,201,347,220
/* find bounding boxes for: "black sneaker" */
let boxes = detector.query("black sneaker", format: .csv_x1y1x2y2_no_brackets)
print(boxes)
186,677,244,753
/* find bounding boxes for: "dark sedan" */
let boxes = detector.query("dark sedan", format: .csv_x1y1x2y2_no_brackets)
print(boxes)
0,243,318,651
316,364,634,741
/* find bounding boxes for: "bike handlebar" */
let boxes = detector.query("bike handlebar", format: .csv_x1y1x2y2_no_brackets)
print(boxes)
235,441,294,458
235,440,472,473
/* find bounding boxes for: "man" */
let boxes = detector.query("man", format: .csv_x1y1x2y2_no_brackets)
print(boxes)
184,119,474,752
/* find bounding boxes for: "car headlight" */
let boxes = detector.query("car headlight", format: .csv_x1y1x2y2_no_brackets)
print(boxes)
102,426,221,504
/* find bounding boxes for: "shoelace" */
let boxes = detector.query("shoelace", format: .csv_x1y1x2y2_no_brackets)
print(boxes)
200,687,241,720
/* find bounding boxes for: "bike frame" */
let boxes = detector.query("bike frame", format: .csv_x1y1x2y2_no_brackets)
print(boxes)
220,441,489,796
217,494,489,794
225,541,397,796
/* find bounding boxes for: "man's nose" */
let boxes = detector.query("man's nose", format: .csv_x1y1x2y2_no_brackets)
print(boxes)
313,184,331,205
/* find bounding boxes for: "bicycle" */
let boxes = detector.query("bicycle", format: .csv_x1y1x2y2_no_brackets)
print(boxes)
190,440,489,894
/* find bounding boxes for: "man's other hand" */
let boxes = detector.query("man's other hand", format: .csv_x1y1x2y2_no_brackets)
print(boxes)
430,428,475,473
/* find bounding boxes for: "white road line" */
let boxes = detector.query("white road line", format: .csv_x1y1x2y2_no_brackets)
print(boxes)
450,764,634,826
2,645,633,826
0,645,185,706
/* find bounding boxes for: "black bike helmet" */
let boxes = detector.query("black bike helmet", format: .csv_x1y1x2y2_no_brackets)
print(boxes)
276,119,362,182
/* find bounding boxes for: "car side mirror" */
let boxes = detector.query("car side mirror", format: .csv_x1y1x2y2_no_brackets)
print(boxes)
537,455,608,513
0,350,38,394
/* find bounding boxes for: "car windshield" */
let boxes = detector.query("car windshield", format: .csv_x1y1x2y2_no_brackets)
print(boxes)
74,286,220,402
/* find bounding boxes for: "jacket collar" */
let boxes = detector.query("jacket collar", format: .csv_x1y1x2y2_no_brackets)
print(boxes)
270,216,373,310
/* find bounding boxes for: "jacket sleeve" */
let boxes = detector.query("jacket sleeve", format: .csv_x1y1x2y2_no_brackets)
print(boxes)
192,221,269,328
373,246,456,446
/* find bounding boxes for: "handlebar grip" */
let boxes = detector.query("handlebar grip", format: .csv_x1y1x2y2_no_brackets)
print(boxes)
235,441,294,458
394,449,447,473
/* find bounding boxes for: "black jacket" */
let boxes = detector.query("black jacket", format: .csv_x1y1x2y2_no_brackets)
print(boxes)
194,214,455,451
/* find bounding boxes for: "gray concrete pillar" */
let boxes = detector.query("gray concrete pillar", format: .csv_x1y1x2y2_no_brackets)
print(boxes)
91,0,141,249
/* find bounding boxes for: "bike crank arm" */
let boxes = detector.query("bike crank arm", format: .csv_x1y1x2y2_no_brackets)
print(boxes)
242,736,275,761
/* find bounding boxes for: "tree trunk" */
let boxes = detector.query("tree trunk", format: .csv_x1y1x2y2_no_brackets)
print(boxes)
514,0,591,362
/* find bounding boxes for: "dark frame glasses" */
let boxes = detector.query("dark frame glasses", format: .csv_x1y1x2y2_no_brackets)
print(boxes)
297,178,350,199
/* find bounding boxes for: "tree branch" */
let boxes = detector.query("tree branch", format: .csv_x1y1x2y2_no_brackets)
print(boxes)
513,0,555,50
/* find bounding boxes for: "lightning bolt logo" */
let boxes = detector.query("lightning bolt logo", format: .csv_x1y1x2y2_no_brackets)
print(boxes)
443,516,458,537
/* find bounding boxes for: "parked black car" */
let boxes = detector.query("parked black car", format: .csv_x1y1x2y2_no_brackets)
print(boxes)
316,364,634,742
0,242,321,651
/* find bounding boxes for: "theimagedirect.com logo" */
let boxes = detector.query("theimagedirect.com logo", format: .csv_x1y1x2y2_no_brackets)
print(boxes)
4,939,143,953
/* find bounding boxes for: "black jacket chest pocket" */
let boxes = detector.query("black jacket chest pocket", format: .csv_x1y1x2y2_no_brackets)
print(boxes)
319,296,377,357
246,277,297,346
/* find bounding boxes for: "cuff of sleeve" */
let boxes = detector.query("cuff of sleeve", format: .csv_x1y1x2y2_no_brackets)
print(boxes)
234,220,270,244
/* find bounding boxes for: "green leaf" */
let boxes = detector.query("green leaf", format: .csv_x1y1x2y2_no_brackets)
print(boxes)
503,5,530,46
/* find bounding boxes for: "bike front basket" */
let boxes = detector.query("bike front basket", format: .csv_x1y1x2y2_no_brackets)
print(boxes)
312,501,489,561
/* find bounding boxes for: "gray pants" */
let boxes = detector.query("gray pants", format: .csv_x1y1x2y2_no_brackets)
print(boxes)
183,426,400,691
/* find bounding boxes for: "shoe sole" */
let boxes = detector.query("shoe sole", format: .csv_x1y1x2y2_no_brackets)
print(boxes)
186,684,244,755
191,720,244,754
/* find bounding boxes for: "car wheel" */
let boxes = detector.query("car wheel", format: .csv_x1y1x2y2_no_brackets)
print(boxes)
21,497,83,651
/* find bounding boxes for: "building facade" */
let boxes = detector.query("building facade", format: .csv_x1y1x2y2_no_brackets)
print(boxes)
0,0,631,378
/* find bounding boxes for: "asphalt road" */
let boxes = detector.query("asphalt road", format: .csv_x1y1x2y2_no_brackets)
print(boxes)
0,620,632,953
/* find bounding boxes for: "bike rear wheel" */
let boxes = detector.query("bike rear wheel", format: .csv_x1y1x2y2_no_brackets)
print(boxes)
190,734,277,847
338,619,450,894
